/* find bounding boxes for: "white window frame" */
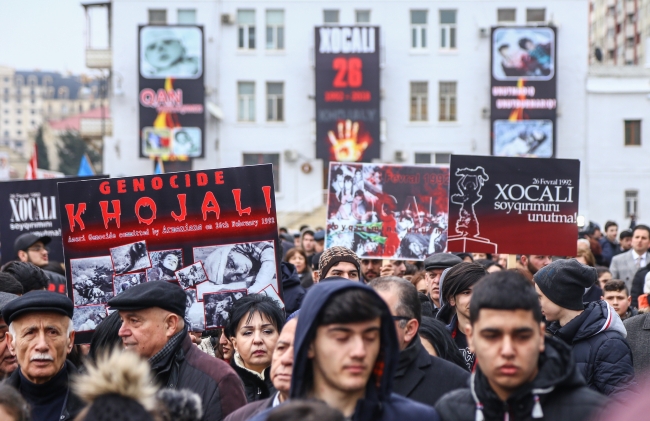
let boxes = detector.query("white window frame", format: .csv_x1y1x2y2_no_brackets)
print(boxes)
266,82,284,122
356,10,371,24
148,9,167,24
497,8,516,24
238,10,256,50
177,9,197,25
237,82,255,122
266,10,284,50
410,82,428,122
410,10,428,50
439,10,457,50
438,81,457,122
323,9,340,25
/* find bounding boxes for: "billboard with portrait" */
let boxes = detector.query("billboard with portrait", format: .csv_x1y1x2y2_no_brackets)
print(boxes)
490,27,557,158
315,26,381,167
325,162,449,260
139,25,205,159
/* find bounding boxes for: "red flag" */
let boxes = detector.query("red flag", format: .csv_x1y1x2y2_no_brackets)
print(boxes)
25,144,37,180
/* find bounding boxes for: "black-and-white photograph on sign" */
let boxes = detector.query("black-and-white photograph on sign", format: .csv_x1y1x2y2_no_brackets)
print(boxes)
203,290,247,329
185,289,204,331
140,26,203,79
110,241,152,275
71,256,115,306
113,272,147,296
146,249,183,282
73,305,107,332
176,261,208,289
493,120,553,158
492,27,554,81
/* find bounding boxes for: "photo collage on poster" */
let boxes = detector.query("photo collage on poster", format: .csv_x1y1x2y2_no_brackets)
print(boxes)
491,26,557,158
326,163,449,260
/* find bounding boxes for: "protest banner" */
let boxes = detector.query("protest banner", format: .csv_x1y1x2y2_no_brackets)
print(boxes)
58,164,280,343
0,176,108,265
325,162,449,260
447,155,579,256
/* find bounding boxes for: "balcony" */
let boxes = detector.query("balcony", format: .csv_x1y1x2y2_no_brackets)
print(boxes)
86,49,112,69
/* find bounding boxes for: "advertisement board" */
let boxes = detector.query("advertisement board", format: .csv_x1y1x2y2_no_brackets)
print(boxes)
491,27,557,158
315,26,380,166
58,165,280,343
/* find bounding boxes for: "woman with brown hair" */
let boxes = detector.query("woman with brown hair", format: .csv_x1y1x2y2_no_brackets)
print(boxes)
284,248,313,288
575,248,596,267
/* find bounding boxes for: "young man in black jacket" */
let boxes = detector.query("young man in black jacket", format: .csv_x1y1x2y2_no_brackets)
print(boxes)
435,271,604,421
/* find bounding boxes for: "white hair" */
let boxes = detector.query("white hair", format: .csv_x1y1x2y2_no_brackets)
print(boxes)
9,316,74,348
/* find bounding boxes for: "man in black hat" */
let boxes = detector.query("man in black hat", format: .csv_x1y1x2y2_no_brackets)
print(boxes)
13,233,67,293
3,290,84,421
534,259,636,396
313,246,361,283
423,254,462,311
108,281,247,420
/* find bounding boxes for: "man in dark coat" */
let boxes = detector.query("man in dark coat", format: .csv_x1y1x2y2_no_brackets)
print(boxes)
534,259,636,396
623,313,650,375
435,271,605,421
629,261,650,308
3,291,84,421
370,277,469,407
108,281,247,420
279,262,305,314
250,281,440,421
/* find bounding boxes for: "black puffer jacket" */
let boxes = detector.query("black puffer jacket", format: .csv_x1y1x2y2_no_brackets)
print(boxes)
280,262,306,315
231,356,276,403
435,336,605,421
547,300,636,397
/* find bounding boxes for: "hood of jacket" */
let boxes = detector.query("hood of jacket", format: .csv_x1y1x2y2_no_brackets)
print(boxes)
281,262,302,288
551,300,627,344
289,280,398,404
471,335,587,419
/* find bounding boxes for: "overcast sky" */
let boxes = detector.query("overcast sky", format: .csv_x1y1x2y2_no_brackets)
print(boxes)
0,0,89,74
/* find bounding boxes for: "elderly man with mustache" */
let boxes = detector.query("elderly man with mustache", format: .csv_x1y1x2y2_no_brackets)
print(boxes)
3,290,84,421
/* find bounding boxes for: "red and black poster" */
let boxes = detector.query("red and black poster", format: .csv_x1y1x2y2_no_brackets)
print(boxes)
57,164,280,343
0,176,107,265
491,27,557,158
139,25,205,159
447,155,579,256
315,26,380,166
325,162,449,260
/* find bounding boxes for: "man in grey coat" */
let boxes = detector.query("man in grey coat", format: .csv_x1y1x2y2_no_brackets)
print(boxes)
624,313,650,375
610,225,650,291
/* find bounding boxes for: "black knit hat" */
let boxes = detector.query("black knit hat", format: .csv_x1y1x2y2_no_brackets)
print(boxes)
533,259,597,311
318,247,361,279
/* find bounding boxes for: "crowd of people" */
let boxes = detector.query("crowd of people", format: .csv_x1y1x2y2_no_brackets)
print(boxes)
3,220,650,421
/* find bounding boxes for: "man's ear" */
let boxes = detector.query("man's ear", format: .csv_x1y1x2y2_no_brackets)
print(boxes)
6,332,14,354
67,330,76,354
404,319,419,343
539,322,546,353
312,270,320,284
307,341,315,359
465,323,475,353
17,251,28,263
448,296,456,307
165,313,181,338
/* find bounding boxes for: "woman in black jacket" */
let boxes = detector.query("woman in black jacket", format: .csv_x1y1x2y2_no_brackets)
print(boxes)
225,294,285,403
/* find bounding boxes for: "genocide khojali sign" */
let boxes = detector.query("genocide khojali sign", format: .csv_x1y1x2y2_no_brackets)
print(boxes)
447,155,579,256
326,162,449,260
491,26,557,158
139,25,205,159
315,26,380,166
0,176,108,265
57,164,280,343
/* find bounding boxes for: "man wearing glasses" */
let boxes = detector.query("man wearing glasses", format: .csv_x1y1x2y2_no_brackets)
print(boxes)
13,234,66,293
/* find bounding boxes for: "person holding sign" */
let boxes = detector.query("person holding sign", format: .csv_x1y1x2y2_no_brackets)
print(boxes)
108,281,247,420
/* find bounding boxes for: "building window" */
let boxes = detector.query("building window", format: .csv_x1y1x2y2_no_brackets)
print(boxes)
435,153,451,164
243,153,280,191
439,81,457,121
16,109,21,114
410,10,428,49
16,130,21,135
497,8,516,23
323,10,339,24
27,75,38,86
31,109,35,114
177,9,196,24
2,131,7,137
526,8,545,23
266,10,284,50
625,190,638,218
625,120,641,145
356,10,371,23
266,82,284,121
414,153,431,164
30,120,35,126
238,10,256,49
148,9,167,24
439,10,457,50
410,82,428,121
238,82,255,122
14,76,24,87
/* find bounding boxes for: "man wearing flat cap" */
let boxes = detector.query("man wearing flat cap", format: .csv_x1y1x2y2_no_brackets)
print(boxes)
108,281,247,420
422,253,462,314
3,290,84,421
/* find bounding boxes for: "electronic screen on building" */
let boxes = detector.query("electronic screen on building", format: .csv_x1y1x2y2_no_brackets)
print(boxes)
315,26,381,166
138,25,205,159
490,27,557,158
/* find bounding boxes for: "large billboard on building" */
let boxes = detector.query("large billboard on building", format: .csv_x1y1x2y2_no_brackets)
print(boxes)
490,27,557,158
315,26,380,166
139,25,205,159
325,162,449,260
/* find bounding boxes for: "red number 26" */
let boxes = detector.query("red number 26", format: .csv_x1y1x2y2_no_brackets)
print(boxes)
333,57,363,88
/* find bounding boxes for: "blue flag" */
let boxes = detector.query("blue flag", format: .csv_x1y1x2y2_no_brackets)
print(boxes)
77,155,95,176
